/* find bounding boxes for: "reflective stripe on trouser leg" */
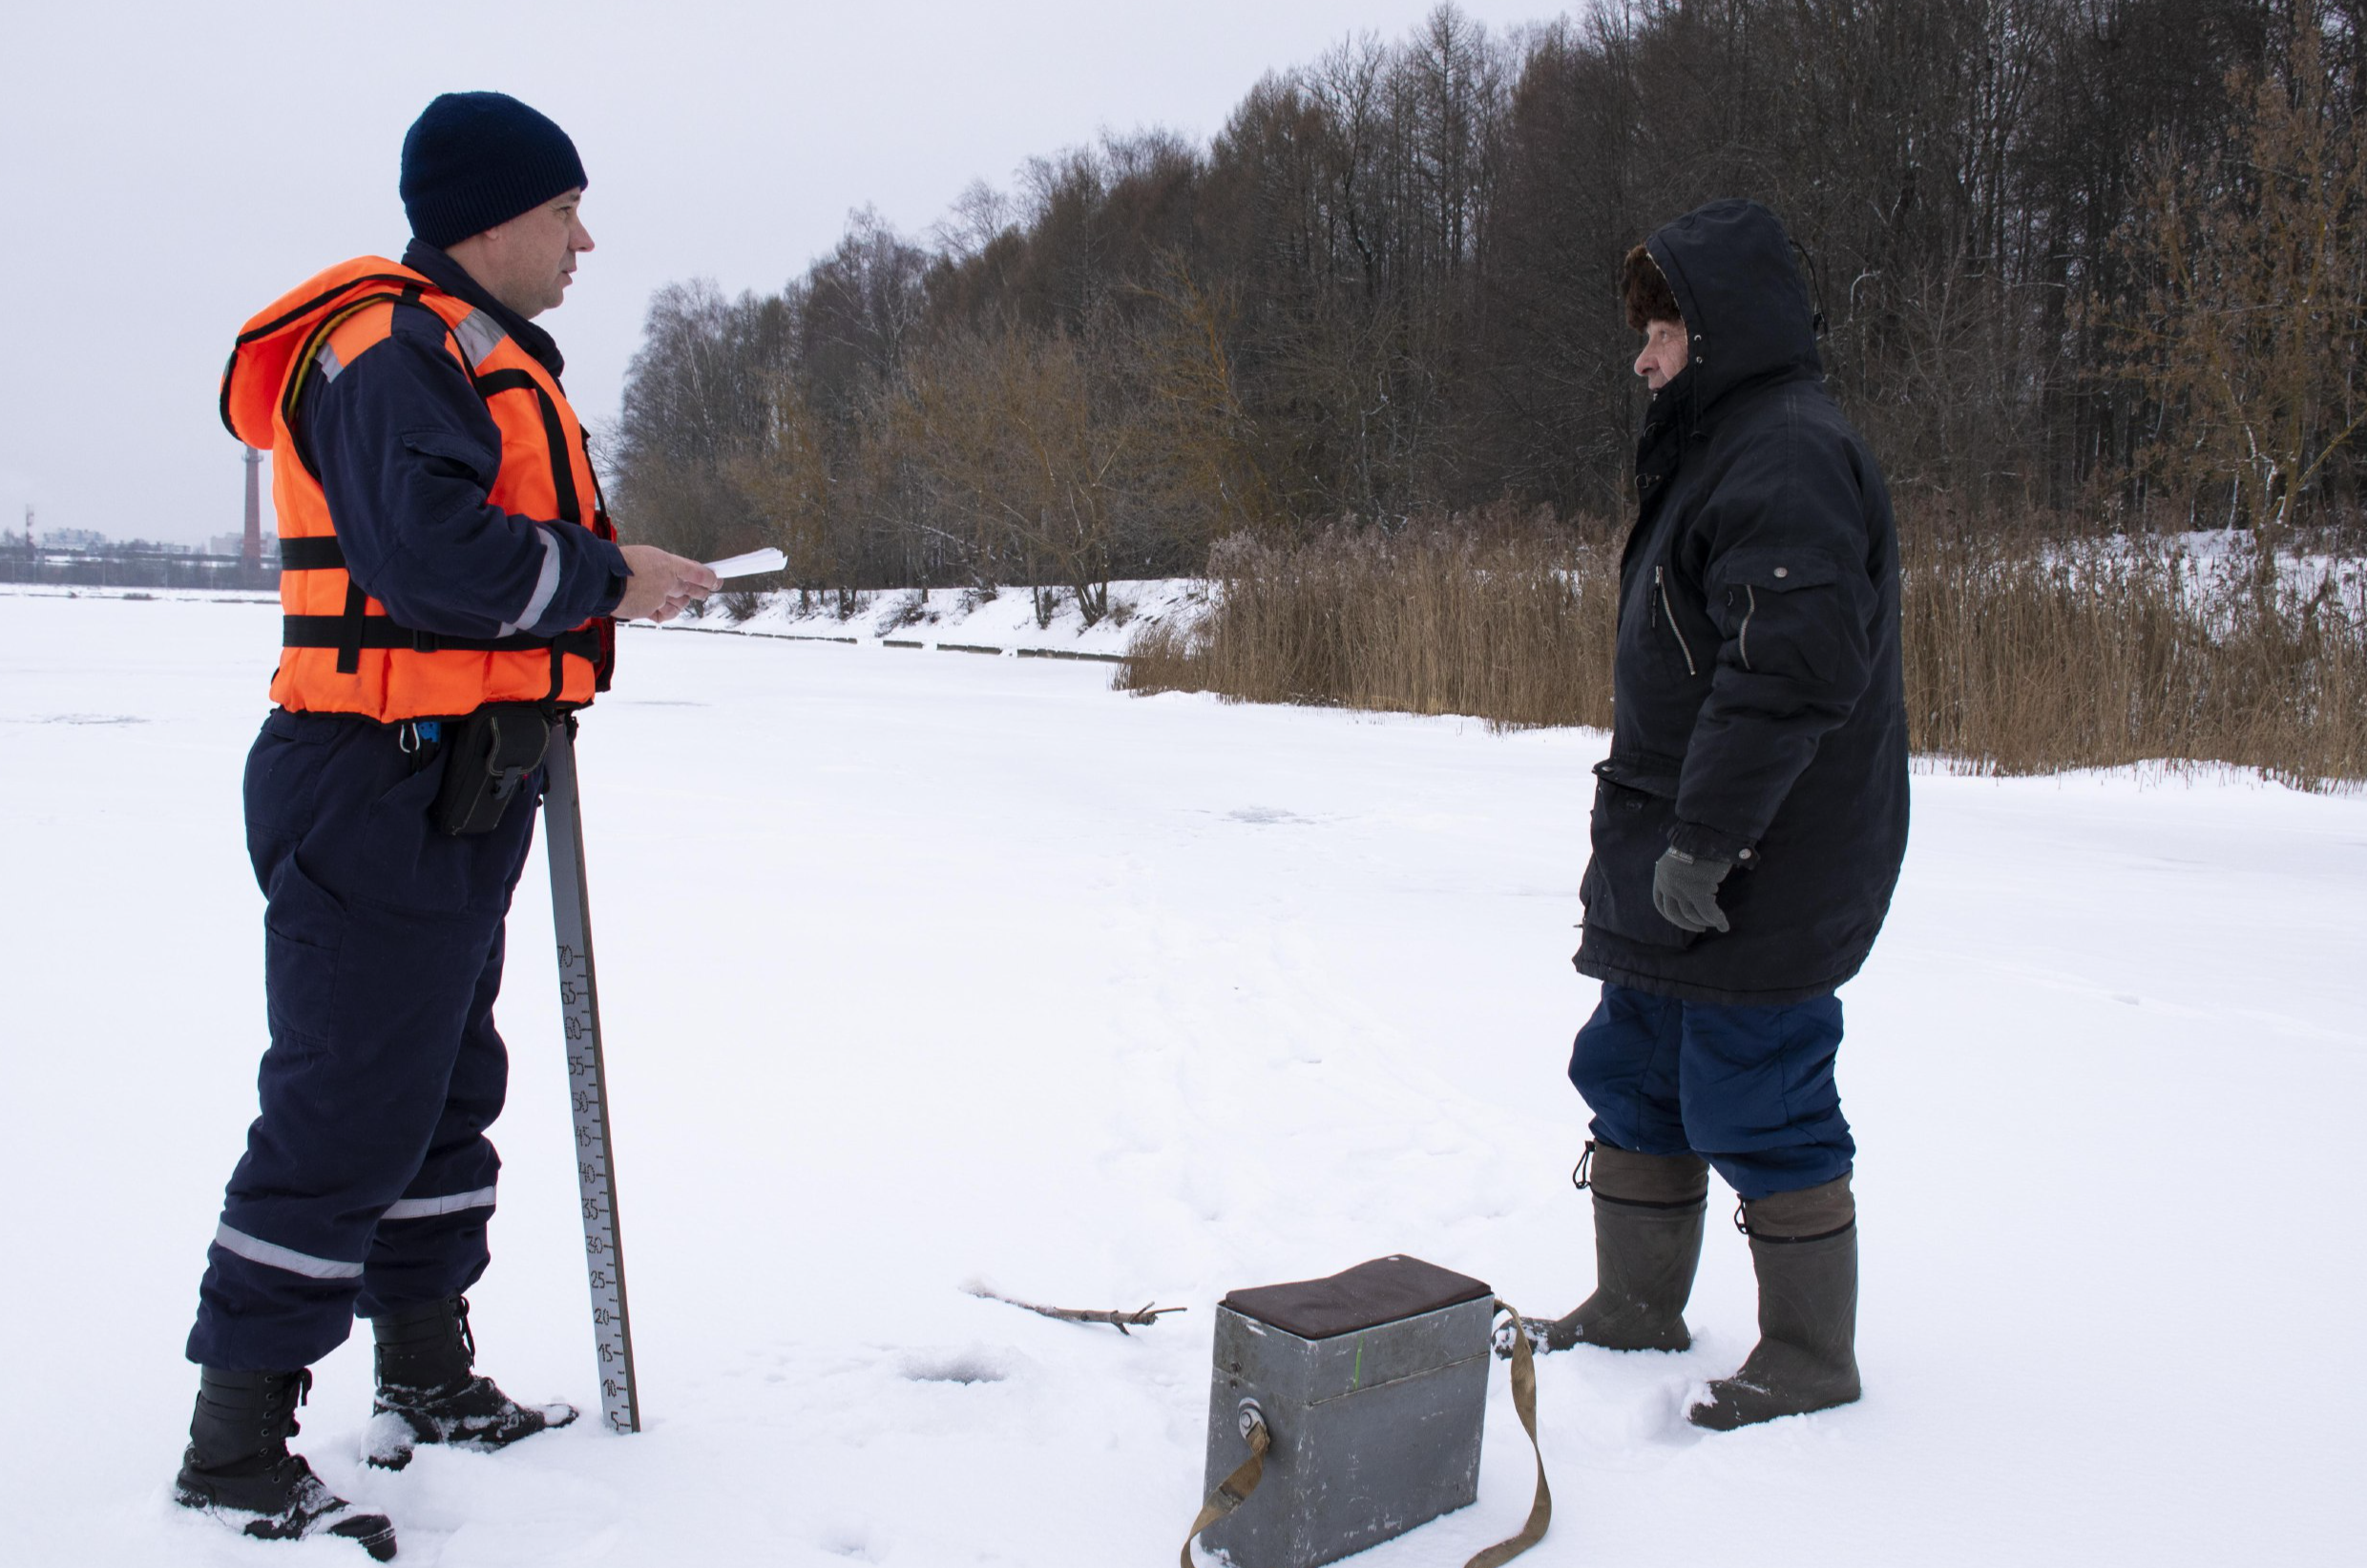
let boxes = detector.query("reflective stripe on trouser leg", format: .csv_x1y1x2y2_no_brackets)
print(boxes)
212,1223,364,1280
189,714,537,1371
380,1185,498,1221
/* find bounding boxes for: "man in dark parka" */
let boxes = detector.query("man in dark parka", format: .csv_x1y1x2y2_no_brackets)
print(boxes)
1527,199,1908,1430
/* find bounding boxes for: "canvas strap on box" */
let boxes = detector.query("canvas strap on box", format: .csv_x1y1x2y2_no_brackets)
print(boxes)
1179,1406,1270,1568
432,702,554,835
1179,1298,1551,1568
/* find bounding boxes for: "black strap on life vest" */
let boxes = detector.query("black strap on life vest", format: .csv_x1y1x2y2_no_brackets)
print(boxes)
464,363,601,701
283,533,594,691
336,580,368,674
470,367,584,525
235,274,423,351
277,536,346,571
285,617,603,660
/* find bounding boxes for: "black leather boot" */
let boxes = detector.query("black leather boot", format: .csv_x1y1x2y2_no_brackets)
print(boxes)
1688,1174,1862,1430
367,1295,577,1469
176,1367,398,1559
1509,1140,1708,1355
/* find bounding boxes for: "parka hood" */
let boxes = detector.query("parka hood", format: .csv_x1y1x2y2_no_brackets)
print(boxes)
1645,199,1820,412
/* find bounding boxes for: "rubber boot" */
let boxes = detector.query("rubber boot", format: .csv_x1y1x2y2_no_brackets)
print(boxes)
1508,1140,1708,1355
1688,1174,1861,1430
176,1367,398,1560
367,1295,577,1469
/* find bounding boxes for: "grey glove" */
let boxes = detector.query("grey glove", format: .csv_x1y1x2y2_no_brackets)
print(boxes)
1653,847,1733,933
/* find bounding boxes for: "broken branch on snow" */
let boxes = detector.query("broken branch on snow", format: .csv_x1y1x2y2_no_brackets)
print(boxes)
967,1284,1187,1335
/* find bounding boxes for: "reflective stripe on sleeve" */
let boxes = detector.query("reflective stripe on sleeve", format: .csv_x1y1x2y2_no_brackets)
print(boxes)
499,528,562,638
315,343,346,383
381,1184,498,1221
213,1223,364,1281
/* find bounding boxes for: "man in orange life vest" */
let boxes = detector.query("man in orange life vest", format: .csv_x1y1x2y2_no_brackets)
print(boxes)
179,93,717,1557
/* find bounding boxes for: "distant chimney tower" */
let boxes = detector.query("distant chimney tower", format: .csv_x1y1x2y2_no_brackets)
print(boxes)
242,446,263,568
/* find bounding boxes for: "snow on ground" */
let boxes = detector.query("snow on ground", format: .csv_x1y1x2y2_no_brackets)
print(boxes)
3,592,2362,1567
697,576,1203,659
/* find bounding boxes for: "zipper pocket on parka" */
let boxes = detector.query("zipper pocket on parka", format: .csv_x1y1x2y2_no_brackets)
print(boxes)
1655,566,1699,676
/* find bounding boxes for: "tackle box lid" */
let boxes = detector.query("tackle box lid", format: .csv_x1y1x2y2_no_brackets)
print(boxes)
1220,1255,1492,1341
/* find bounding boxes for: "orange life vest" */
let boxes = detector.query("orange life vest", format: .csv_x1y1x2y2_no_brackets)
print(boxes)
221,257,616,722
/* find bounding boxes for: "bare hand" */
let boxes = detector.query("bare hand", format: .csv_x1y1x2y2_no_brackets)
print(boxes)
613,546,720,623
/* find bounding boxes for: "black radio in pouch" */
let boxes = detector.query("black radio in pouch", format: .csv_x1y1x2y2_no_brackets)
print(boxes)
432,703,555,836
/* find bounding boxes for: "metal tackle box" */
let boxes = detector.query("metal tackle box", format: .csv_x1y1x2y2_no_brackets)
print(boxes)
1198,1254,1496,1568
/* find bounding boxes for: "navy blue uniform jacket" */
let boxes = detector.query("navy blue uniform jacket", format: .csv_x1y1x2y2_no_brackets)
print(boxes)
295,240,627,640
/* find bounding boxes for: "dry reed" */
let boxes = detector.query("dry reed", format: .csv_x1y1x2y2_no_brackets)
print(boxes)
1904,532,2367,784
1120,520,2367,787
1117,522,1618,730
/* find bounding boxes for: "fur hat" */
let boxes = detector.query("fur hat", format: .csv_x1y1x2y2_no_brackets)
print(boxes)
1622,242,1682,331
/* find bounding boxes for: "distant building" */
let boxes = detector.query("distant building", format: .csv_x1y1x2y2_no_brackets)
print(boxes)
207,531,279,560
47,527,108,550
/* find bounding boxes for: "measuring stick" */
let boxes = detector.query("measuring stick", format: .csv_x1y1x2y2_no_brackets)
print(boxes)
542,721,641,1434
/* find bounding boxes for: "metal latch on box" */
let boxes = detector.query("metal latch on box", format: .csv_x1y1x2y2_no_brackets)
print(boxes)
1179,1255,1551,1568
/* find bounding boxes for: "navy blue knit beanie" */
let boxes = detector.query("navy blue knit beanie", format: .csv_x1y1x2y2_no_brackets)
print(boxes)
401,92,588,248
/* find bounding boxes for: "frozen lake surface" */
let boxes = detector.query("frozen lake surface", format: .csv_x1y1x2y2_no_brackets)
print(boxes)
2,591,2360,1566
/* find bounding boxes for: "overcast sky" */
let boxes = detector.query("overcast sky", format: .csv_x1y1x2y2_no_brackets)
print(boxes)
0,0,1561,548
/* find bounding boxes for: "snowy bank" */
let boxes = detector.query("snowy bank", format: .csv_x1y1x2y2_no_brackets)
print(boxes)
685,576,1204,660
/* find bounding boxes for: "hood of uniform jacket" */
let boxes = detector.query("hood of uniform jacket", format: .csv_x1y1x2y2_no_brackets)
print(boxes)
1644,199,1820,415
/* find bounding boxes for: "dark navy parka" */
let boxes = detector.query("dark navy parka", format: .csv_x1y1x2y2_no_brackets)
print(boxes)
1575,200,1910,1005
294,240,627,641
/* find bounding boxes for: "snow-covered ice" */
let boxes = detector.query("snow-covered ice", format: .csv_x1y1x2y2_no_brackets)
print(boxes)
2,591,2361,1566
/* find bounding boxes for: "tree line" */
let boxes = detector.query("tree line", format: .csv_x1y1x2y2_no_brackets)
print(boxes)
609,0,2367,621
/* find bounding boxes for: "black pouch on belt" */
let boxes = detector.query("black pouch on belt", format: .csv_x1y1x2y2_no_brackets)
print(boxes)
432,703,554,836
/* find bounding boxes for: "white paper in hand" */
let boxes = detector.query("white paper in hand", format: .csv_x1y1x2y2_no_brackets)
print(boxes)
705,548,786,580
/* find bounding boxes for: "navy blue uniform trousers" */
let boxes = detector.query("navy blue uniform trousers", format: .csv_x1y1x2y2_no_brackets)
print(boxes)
188,710,540,1371
1568,982,1854,1200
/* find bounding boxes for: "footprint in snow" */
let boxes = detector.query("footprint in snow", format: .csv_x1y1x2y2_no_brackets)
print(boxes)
900,1348,1012,1385
1638,1379,1711,1447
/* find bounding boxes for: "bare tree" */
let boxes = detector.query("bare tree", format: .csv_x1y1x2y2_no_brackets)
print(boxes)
607,0,2354,591
2112,2,2367,551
